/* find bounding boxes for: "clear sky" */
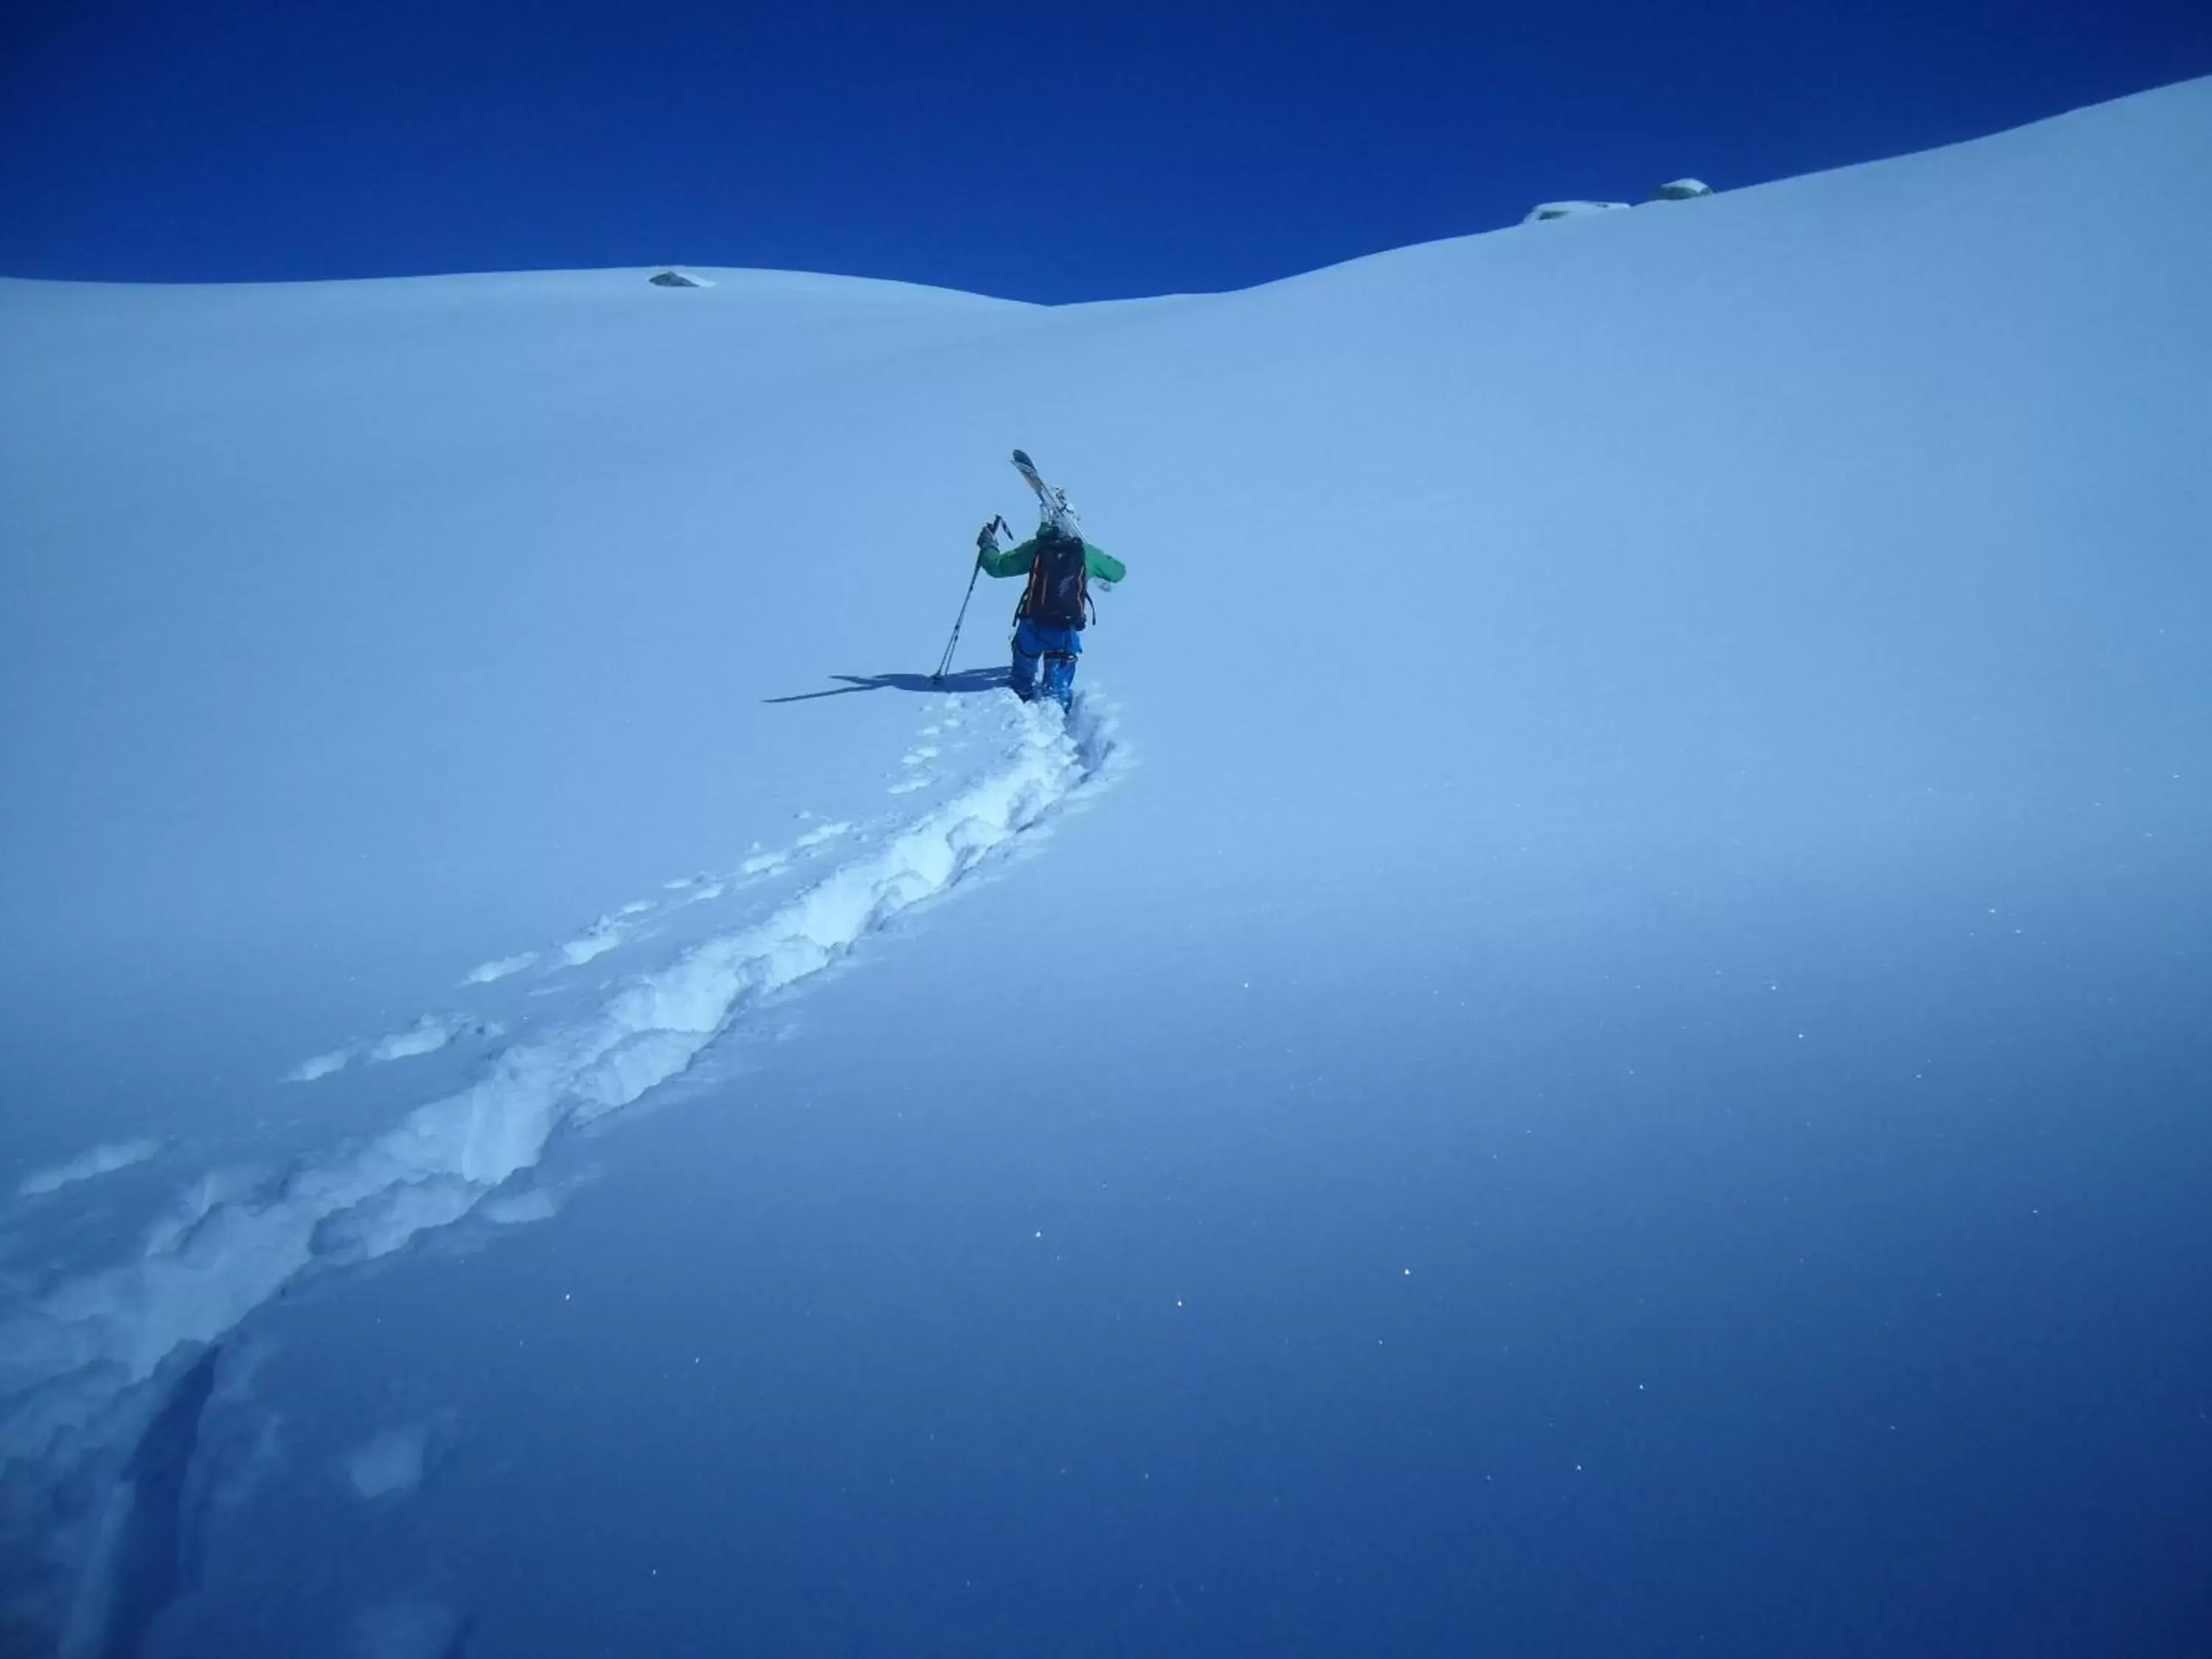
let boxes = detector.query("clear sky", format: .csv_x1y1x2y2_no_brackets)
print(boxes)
3,0,2208,302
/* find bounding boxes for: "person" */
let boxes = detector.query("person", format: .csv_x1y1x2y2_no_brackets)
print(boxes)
973,514,1127,710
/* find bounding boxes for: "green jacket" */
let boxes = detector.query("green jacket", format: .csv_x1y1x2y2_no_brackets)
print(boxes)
977,535,1127,585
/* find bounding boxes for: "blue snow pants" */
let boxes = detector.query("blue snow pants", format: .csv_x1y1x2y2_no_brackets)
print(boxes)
1009,618,1082,710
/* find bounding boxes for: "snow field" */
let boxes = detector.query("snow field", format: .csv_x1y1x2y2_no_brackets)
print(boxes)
0,74,2207,1658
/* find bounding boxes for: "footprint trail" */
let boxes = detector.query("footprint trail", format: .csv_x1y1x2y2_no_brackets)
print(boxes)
3,692,1126,1486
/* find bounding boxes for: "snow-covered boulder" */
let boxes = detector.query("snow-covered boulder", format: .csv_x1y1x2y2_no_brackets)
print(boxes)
648,268,706,288
1522,200,1632,224
1652,178,1714,201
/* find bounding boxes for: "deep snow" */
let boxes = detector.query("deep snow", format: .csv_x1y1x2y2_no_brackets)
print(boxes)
4,77,2210,1658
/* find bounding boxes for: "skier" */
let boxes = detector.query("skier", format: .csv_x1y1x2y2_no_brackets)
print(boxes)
973,514,1127,710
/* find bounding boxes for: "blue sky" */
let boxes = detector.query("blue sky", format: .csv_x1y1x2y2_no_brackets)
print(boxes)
2,0,2208,301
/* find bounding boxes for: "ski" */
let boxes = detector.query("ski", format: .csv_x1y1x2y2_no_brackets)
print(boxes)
1011,448,1076,535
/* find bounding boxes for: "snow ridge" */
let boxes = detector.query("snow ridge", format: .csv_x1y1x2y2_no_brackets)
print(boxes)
17,1140,163,1200
1,692,1124,1448
283,1015,501,1085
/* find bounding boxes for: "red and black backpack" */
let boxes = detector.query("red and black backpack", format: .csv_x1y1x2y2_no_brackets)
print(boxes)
1020,526,1092,630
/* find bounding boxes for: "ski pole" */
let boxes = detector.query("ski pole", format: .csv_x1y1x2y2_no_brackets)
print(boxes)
931,566,981,682
933,516,1008,682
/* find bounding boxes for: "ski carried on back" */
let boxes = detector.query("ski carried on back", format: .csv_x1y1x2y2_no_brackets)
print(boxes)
1011,449,1077,535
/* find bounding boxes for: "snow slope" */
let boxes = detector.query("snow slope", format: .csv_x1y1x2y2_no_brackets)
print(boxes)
4,79,2211,1658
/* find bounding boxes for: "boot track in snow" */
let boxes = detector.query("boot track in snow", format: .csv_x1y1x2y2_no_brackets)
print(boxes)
0,690,1128,1635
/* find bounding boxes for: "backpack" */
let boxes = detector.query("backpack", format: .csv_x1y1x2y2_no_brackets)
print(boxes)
1020,526,1091,630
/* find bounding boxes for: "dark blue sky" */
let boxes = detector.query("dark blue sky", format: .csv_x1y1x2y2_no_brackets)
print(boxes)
3,0,2208,302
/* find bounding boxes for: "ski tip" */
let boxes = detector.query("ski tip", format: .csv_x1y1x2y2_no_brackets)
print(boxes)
1011,448,1032,468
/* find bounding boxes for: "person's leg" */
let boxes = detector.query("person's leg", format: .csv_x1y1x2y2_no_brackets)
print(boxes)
1041,648,1077,711
1008,620,1041,700
1043,625,1083,711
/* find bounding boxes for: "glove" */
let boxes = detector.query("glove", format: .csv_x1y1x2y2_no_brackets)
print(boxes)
975,520,1001,554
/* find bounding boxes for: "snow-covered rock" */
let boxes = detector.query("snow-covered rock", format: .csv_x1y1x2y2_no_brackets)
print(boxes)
1652,178,1714,200
1522,199,1632,223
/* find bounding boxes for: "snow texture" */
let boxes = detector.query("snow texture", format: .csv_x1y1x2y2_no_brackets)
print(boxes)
461,953,537,987
347,1599,473,1659
18,1140,161,1199
285,1016,497,1084
341,1419,453,1501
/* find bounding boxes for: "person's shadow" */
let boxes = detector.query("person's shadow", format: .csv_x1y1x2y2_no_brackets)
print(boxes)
762,668,1006,704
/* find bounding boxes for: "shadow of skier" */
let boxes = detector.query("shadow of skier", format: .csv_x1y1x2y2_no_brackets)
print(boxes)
762,668,1006,704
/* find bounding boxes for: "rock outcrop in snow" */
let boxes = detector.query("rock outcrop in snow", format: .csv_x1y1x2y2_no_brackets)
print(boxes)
1523,182,1711,223
1522,200,1632,223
